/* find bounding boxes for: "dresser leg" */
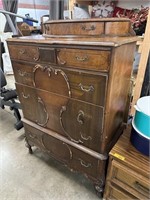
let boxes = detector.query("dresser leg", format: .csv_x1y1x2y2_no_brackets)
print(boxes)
94,185,103,198
94,178,105,198
25,137,33,154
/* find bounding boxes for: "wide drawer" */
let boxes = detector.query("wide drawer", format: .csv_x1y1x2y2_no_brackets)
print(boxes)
110,160,150,199
13,62,107,106
104,183,138,200
16,84,104,153
43,19,133,37
8,44,56,63
57,48,110,71
23,122,103,179
43,21,104,36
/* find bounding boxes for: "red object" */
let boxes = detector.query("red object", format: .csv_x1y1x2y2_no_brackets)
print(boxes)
113,6,132,17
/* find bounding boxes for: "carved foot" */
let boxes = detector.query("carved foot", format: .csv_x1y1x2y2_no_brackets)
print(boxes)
94,185,103,198
25,137,33,154
94,178,105,198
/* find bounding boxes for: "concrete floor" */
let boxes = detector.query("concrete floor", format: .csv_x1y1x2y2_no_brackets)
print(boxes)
0,75,101,200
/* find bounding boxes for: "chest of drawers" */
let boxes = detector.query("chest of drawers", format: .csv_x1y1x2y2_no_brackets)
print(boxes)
7,18,137,196
103,126,150,199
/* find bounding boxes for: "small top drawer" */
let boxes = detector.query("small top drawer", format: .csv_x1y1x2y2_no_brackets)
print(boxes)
43,22,104,36
111,160,150,199
57,48,110,71
8,45,56,64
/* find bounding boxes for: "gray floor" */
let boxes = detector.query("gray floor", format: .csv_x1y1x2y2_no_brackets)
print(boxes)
0,75,101,200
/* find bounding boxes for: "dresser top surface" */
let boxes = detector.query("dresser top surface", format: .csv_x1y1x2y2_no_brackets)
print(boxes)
110,126,149,172
7,35,138,47
44,18,131,24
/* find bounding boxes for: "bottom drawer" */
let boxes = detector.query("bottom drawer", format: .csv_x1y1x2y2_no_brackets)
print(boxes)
104,183,138,200
23,121,104,180
110,160,150,199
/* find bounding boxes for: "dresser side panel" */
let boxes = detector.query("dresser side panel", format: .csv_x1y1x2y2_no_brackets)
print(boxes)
102,43,136,152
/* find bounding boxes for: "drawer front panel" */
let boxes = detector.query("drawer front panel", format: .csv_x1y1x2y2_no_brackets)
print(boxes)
8,45,39,62
69,147,98,178
111,160,150,199
24,122,99,179
105,22,130,36
57,48,110,71
16,84,104,153
12,61,34,87
24,123,44,149
8,45,56,63
14,62,107,106
104,183,138,200
44,22,104,36
33,64,107,106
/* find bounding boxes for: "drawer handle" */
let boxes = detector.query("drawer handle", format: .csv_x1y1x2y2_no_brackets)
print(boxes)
75,55,88,62
22,92,30,99
79,83,94,93
79,158,92,168
18,70,30,78
77,110,84,125
81,25,96,31
134,181,149,194
19,49,26,55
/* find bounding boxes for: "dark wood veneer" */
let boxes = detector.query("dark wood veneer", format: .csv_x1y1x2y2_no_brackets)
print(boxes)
7,18,137,196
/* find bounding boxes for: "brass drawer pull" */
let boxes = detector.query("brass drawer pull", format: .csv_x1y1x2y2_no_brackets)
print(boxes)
79,158,92,168
22,92,30,99
77,110,85,125
19,49,26,55
134,181,149,194
18,70,30,78
81,25,96,31
75,55,88,62
79,83,94,93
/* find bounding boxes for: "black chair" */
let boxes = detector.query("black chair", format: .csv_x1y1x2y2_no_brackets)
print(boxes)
0,68,23,130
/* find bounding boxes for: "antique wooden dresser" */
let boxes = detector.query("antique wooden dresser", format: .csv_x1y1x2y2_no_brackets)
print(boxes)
7,18,137,196
103,126,150,199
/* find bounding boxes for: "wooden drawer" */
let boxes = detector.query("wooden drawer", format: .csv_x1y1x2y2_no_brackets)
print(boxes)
57,48,110,71
23,122,101,179
43,21,104,36
24,123,44,149
8,44,56,63
13,62,107,106
110,160,150,199
43,19,133,37
104,183,138,200
16,84,104,153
